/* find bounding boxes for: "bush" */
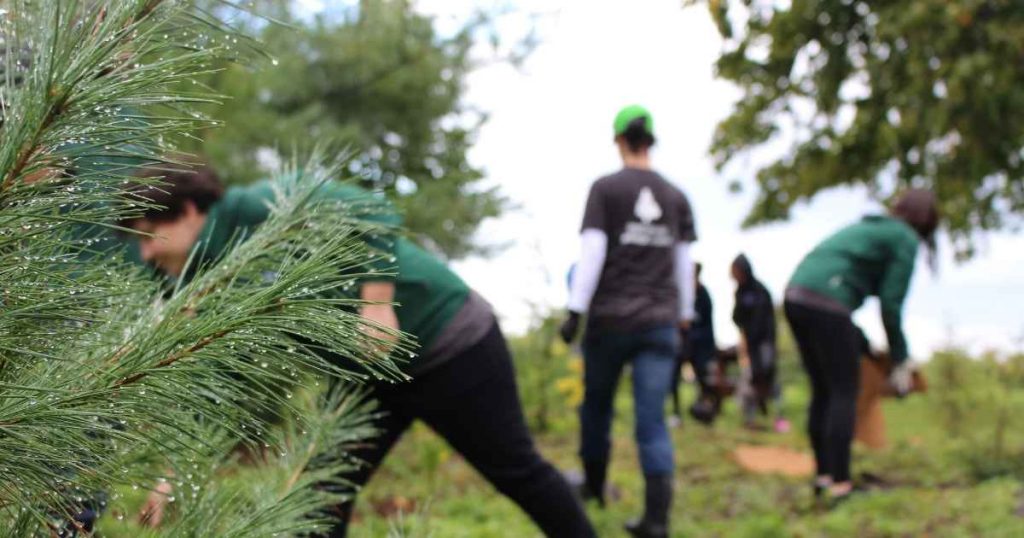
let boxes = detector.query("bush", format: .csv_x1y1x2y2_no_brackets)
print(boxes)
925,349,1024,480
506,314,581,434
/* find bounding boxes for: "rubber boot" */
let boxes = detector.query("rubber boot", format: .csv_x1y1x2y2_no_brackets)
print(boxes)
625,474,672,538
582,459,608,507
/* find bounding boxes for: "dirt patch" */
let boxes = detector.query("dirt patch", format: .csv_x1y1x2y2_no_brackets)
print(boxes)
370,495,417,518
732,445,814,477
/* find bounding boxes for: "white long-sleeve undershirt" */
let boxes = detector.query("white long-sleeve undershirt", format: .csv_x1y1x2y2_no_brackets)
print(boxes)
568,230,696,322
567,228,608,313
674,241,696,322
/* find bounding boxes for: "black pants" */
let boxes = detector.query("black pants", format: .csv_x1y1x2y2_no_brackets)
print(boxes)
784,301,861,482
747,339,778,417
671,330,716,416
323,322,595,538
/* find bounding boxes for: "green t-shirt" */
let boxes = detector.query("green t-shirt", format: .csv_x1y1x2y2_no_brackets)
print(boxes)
788,215,919,363
62,141,146,263
193,180,470,358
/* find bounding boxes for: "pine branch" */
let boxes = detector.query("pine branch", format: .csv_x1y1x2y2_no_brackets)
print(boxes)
0,2,411,534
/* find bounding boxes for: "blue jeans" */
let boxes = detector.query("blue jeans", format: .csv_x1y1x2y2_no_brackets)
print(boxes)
579,324,679,475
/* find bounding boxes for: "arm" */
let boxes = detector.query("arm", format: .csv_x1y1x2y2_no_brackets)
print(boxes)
138,476,174,527
737,332,749,366
561,183,608,343
360,281,400,344
879,238,918,364
673,241,696,325
567,229,608,314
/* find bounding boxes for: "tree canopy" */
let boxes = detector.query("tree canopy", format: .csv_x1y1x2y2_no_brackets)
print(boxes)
695,0,1024,257
195,0,507,260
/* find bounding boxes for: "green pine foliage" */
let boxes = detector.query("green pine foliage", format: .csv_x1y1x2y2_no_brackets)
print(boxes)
1,2,406,535
187,0,509,260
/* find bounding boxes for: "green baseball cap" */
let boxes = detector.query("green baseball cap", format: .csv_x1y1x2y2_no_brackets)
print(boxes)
613,104,654,137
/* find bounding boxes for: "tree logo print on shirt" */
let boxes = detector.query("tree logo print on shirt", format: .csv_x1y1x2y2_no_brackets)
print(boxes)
634,187,663,224
621,187,673,247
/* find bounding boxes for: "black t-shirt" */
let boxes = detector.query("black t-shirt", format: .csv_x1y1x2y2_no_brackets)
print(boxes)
733,278,776,346
691,283,715,343
581,167,696,329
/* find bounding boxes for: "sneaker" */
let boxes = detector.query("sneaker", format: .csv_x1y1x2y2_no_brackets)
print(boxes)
743,420,768,432
774,418,791,433
828,484,870,509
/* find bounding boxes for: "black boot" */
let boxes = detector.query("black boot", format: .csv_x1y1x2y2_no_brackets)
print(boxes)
582,459,608,507
625,474,672,538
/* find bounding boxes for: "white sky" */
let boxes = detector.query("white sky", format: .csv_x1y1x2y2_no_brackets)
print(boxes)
319,0,1024,358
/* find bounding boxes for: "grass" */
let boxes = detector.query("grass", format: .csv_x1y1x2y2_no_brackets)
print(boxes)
347,380,1024,538
98,350,1024,537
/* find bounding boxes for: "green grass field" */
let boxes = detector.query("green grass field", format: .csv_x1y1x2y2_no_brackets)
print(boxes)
98,349,1024,537
343,366,1024,538
342,346,1024,532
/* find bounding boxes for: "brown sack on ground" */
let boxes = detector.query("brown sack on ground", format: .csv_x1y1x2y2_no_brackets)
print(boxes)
855,353,927,450
732,445,815,477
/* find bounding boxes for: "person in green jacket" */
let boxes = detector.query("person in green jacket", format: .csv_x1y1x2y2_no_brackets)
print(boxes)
122,161,596,538
783,189,939,504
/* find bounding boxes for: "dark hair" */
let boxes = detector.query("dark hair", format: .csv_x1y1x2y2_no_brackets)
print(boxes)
891,189,939,243
126,159,224,223
618,116,656,153
891,188,940,269
731,253,752,279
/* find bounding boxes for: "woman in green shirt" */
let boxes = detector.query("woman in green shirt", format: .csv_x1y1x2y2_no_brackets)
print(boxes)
123,162,596,538
783,189,939,504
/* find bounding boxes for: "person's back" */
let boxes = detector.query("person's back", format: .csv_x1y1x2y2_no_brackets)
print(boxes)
788,214,919,364
561,104,696,538
733,277,775,347
789,215,919,313
123,163,596,538
586,168,695,329
206,180,472,373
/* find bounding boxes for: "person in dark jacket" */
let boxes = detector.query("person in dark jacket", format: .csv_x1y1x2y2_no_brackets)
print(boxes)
731,254,784,431
123,162,596,538
784,189,939,504
671,263,717,424
560,104,697,538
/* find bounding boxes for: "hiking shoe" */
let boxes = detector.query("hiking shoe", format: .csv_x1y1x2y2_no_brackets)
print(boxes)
625,519,668,538
828,485,870,509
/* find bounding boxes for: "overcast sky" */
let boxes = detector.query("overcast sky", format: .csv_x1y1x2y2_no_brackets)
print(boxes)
310,0,1024,358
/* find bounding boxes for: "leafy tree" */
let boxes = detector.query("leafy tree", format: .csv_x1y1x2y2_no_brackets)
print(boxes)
0,1,403,535
693,0,1024,257
193,0,508,259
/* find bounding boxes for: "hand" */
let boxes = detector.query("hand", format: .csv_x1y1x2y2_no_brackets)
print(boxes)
137,480,174,528
559,311,581,344
889,362,913,397
359,303,400,358
360,303,400,340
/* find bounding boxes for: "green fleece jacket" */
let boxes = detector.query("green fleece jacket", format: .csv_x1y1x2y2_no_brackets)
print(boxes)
788,215,920,363
192,180,469,358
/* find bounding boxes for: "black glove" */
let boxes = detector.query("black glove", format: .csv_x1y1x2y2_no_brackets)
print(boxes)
560,311,581,344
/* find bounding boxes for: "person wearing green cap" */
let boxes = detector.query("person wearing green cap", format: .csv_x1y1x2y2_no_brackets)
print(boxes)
560,104,697,538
